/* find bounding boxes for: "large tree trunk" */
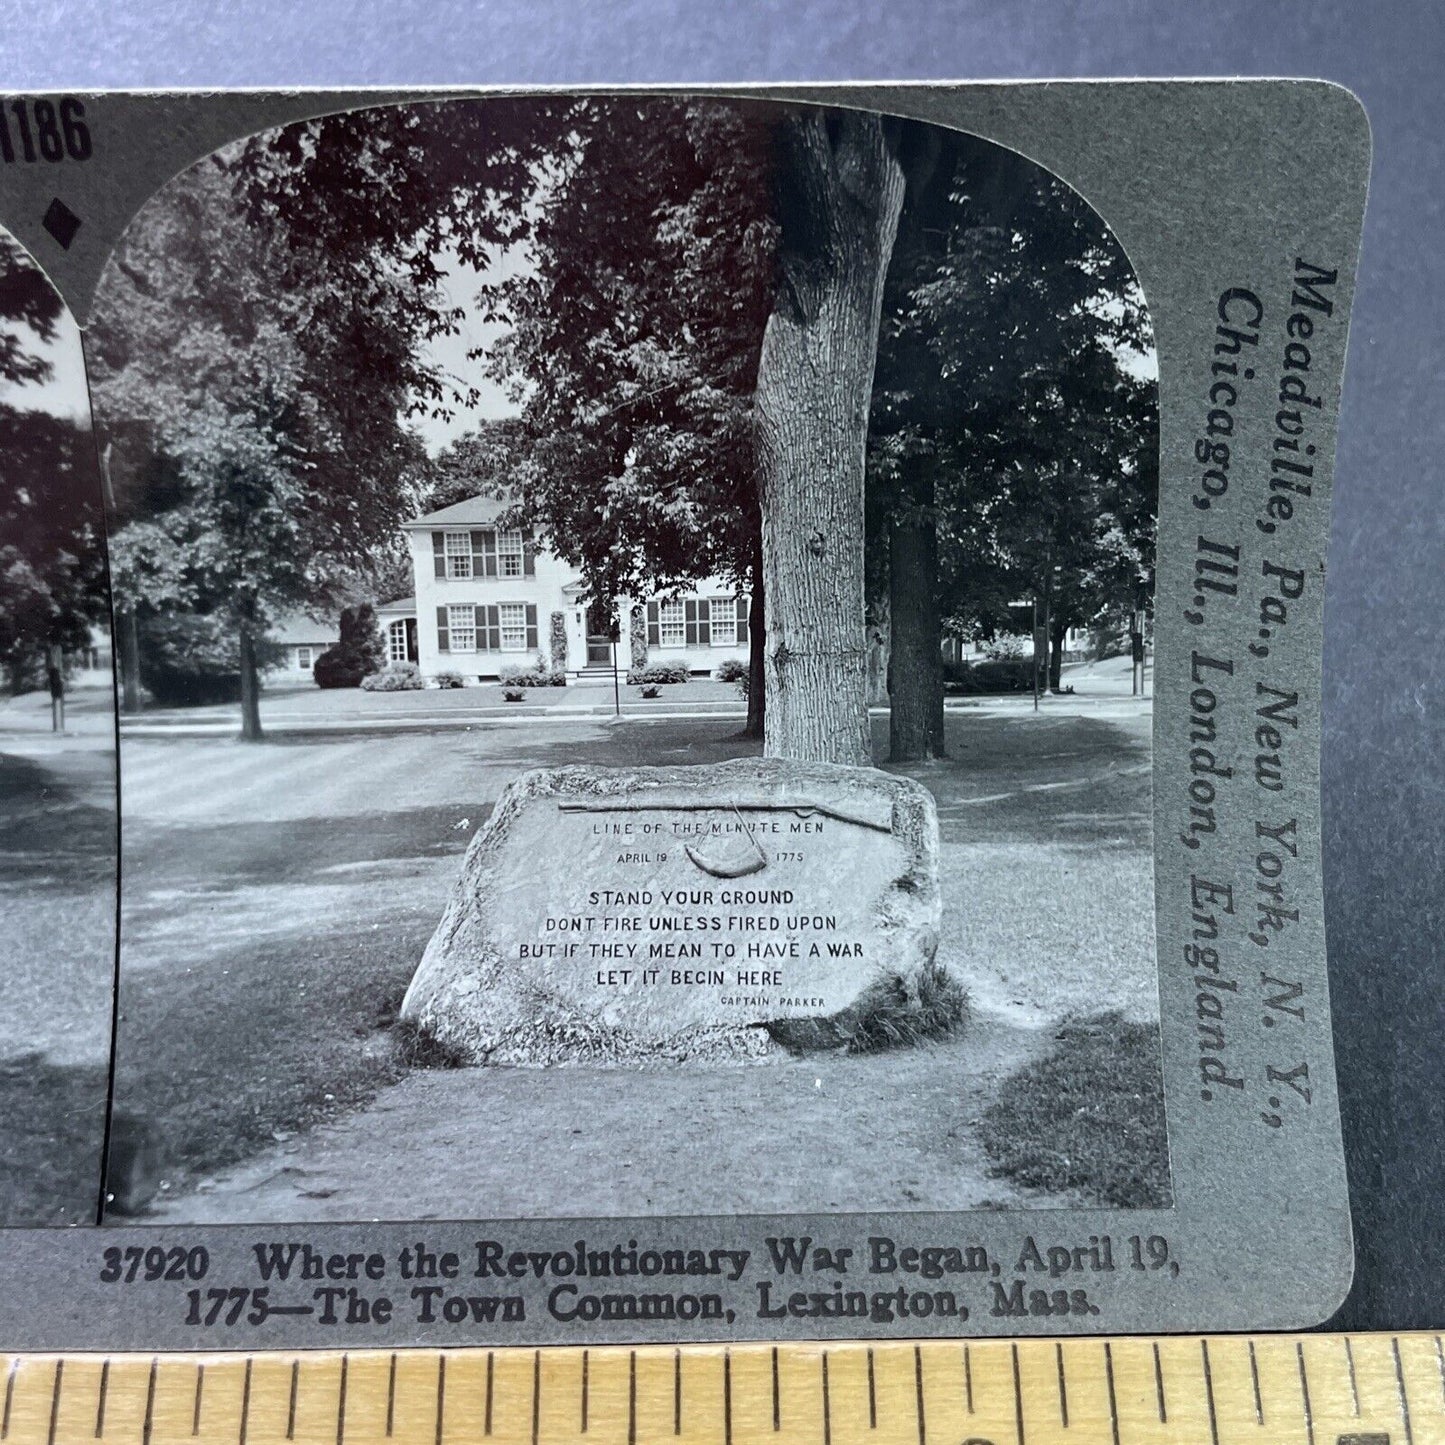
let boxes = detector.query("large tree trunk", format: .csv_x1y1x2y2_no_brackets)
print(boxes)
756,110,905,765
118,610,142,712
887,453,945,761
238,620,263,742
745,531,766,740
1049,616,1068,693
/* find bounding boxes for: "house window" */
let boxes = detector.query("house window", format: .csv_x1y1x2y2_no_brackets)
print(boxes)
387,620,409,663
711,597,748,646
499,602,528,651
447,604,476,652
444,531,473,579
497,529,524,579
657,600,685,647
295,646,315,670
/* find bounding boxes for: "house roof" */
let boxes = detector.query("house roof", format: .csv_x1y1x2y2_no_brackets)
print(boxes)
406,494,513,529
269,612,339,647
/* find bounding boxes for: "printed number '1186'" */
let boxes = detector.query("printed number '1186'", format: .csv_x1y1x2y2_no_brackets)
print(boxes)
0,99,92,163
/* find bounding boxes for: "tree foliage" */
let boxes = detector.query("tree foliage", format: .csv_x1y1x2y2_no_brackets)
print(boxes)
0,238,106,692
485,98,775,609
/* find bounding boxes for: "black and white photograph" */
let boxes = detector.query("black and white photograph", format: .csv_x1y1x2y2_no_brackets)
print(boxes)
83,95,1165,1226
0,234,116,1227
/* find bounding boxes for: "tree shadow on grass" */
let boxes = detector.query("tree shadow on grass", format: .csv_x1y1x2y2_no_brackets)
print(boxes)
978,1011,1171,1208
0,1052,108,1226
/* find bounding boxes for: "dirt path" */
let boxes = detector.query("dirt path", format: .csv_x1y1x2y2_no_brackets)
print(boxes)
152,1011,1063,1222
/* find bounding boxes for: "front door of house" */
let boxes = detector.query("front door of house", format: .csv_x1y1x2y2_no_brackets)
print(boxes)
404,617,418,663
586,602,614,666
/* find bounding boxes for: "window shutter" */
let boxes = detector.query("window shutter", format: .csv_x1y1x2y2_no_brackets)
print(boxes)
647,601,660,646
435,605,450,652
525,603,539,650
483,529,498,578
471,530,488,577
485,605,501,651
685,599,698,647
432,531,446,580
698,599,711,647
523,529,536,577
737,597,749,646
474,606,487,649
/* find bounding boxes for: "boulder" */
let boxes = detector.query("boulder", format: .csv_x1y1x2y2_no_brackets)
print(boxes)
400,758,942,1064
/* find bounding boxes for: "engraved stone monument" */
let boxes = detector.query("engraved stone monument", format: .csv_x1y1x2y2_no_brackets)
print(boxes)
400,758,943,1063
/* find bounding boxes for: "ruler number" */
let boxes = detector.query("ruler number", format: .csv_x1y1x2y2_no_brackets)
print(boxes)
0,99,92,163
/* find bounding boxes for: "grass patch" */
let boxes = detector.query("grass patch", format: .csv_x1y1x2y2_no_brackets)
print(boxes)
111,928,427,1203
768,962,970,1055
979,1011,1170,1208
391,1016,470,1070
0,1053,109,1226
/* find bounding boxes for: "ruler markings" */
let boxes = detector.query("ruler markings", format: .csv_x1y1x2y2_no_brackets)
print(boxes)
1295,1341,1314,1445
239,1356,253,1445
386,1352,396,1438
819,1353,830,1445
93,1361,108,1441
43,1361,59,1445
1054,1342,1068,1429
1011,1343,1025,1445
530,1351,540,1445
628,1351,637,1445
771,1347,780,1433
1102,1342,1119,1445
10,1333,1445,1444
1200,1340,1219,1445
1393,1334,1415,1445
1343,1335,1360,1415
1246,1340,1262,1425
336,1353,349,1445
141,1356,156,1445
434,1355,446,1445
913,1346,926,1445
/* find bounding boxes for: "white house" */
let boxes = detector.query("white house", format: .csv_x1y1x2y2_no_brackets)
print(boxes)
388,494,751,681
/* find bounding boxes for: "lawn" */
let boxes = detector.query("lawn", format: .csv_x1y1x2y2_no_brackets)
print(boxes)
111,704,1164,1214
0,742,118,1225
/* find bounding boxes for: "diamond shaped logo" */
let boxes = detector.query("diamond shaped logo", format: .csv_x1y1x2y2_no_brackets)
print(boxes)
42,198,81,251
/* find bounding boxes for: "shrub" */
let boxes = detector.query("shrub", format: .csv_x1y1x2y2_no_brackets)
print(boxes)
983,632,1031,661
314,604,385,689
433,670,466,689
497,656,566,687
640,684,662,699
943,658,1036,695
713,656,749,683
360,662,424,692
627,661,690,686
502,688,526,702
138,613,282,706
548,610,568,673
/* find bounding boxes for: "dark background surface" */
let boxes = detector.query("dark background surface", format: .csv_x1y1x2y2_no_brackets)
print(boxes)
1,0,1440,1330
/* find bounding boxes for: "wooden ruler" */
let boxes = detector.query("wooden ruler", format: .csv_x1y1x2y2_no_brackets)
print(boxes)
1,1334,1441,1445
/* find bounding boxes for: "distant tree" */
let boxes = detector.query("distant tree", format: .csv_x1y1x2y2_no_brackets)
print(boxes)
314,603,386,689
869,142,1156,751
90,146,447,738
487,99,774,736
0,239,106,699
